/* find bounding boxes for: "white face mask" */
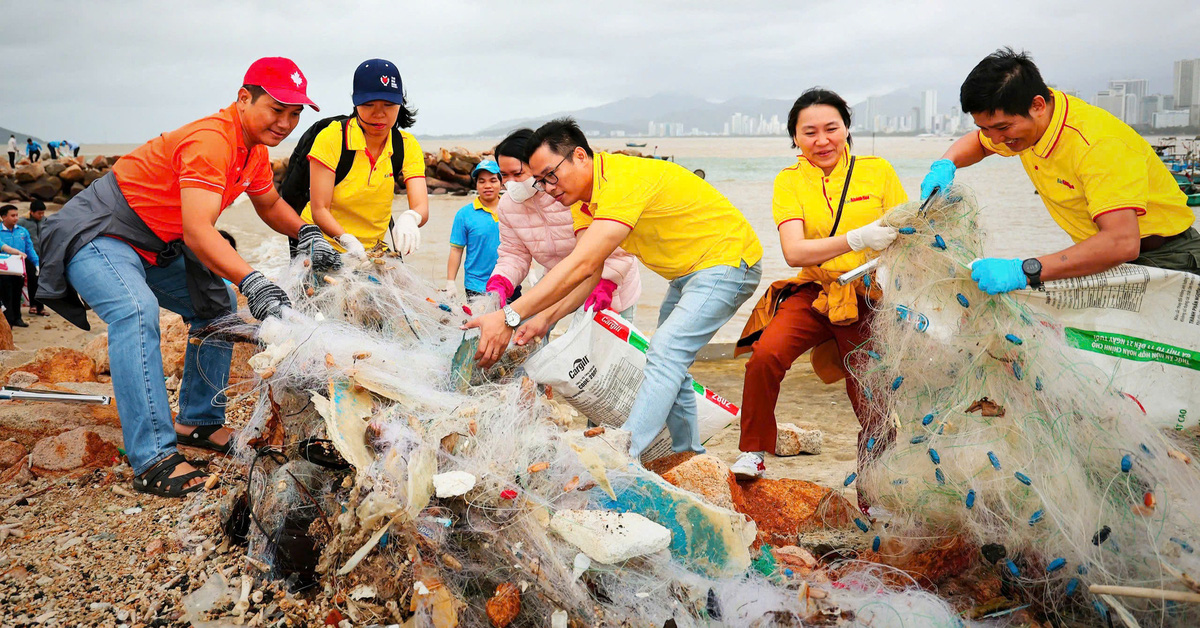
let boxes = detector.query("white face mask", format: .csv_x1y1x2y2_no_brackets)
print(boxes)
504,177,537,203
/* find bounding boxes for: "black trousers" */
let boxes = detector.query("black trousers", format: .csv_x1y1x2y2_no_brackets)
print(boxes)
24,259,39,311
47,146,57,160
6,152,13,168
0,275,23,325
28,150,39,162
72,147,79,157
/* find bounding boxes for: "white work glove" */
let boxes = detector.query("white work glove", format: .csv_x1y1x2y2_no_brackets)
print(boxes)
337,233,367,260
845,219,899,252
391,210,422,257
442,279,457,296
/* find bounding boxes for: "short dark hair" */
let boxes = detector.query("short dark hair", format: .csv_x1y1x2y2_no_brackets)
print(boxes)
218,229,237,249
495,128,534,162
525,118,593,162
960,47,1052,117
0,205,17,217
29,199,45,213
787,88,853,150
242,84,269,103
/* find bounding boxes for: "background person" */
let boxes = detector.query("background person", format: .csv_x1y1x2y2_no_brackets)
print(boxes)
26,139,40,163
301,58,429,258
18,199,47,316
920,48,1198,294
735,90,905,502
6,135,16,168
446,161,503,299
487,128,640,324
0,204,37,328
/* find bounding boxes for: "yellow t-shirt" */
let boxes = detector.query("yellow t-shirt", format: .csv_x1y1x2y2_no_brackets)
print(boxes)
979,88,1192,244
772,151,908,272
571,152,762,280
301,117,425,249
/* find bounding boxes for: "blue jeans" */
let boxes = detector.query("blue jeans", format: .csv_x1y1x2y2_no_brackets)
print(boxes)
624,261,761,459
66,236,235,475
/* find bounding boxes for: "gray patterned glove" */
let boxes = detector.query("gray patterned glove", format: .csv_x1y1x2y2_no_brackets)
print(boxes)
239,271,291,321
297,224,343,272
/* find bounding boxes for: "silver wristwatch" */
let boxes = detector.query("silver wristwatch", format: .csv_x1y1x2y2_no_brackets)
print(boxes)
503,305,521,328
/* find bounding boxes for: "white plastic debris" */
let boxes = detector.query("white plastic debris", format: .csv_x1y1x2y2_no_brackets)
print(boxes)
551,609,568,628
432,470,476,498
549,510,671,564
572,552,591,580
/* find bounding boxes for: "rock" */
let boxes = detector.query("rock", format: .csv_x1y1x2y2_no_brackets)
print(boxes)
83,169,104,186
160,311,188,378
25,175,61,201
83,334,109,374
775,423,823,456
0,162,12,177
145,538,164,556
55,382,121,428
432,471,476,498
0,455,32,486
59,164,84,183
43,161,67,176
4,346,97,383
735,478,856,547
29,427,120,476
7,371,39,387
484,582,520,628
0,440,27,468
550,510,671,564
0,314,14,350
14,162,44,183
69,182,85,196
0,397,99,449
660,454,737,511
105,155,120,167
859,535,977,586
90,155,107,168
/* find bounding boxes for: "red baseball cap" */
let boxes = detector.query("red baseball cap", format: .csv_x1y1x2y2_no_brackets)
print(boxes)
243,57,319,111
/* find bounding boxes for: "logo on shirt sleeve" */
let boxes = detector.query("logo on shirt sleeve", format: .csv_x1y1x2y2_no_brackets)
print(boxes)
1056,178,1076,190
849,195,871,203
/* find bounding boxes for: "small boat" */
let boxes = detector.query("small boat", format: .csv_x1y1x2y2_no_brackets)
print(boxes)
626,142,647,148
1188,193,1200,207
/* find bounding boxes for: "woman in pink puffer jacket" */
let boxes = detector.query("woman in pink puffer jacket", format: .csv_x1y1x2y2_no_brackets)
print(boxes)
485,129,641,324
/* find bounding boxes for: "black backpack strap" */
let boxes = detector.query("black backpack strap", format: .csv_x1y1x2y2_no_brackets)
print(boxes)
390,127,406,183
828,155,856,237
333,118,356,186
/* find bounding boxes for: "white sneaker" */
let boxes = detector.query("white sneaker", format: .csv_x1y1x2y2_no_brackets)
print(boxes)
731,451,766,479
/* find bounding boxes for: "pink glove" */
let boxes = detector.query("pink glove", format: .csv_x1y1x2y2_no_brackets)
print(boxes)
584,279,618,312
485,275,515,305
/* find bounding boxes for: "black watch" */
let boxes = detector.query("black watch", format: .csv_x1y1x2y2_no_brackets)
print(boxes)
1021,258,1043,289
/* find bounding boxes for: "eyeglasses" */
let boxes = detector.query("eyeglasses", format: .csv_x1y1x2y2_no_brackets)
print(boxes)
532,155,569,192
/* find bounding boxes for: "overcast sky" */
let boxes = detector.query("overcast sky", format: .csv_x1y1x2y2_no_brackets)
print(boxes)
2,0,1198,142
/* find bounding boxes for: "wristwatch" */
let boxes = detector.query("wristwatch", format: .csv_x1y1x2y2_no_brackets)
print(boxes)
503,305,521,328
1021,258,1043,289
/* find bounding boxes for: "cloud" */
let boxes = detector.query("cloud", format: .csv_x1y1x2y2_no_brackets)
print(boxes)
2,0,1197,140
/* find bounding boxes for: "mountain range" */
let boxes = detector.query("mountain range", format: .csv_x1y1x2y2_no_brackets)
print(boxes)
473,88,958,137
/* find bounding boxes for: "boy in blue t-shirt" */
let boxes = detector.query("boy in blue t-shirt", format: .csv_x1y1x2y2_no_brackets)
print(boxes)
446,160,516,300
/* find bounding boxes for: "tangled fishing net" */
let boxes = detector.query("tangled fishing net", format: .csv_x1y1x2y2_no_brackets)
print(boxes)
191,246,963,626
854,186,1200,625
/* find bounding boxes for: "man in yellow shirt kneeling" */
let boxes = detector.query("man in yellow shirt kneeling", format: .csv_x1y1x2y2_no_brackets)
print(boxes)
467,118,763,461
920,48,1198,293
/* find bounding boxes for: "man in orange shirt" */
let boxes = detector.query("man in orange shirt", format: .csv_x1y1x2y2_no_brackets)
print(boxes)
39,57,339,497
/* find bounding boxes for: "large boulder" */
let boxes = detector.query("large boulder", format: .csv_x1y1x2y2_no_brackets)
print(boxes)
660,453,738,510
105,155,120,167
736,478,857,546
83,168,105,186
42,160,67,176
58,164,84,183
0,314,13,350
29,427,120,476
0,161,13,177
4,346,98,383
89,155,107,168
24,175,62,201
775,423,823,456
13,161,44,183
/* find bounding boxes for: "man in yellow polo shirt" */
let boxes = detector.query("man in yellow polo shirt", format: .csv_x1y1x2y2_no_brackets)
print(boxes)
920,48,1197,293
466,117,762,460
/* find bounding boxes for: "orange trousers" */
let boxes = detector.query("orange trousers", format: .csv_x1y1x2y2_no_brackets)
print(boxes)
740,284,891,505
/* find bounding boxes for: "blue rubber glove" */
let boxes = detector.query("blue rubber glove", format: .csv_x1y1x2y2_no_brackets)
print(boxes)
970,258,1027,294
920,159,956,200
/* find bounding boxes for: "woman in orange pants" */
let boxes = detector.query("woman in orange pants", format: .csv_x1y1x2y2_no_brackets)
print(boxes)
734,88,907,512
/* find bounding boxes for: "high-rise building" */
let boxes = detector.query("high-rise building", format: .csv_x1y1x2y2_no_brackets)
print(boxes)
1142,94,1168,126
919,90,938,133
1095,84,1130,122
1173,58,1200,125
1108,80,1147,124
647,121,656,136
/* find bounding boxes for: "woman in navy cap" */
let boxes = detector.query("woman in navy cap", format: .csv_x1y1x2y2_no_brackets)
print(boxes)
302,59,429,257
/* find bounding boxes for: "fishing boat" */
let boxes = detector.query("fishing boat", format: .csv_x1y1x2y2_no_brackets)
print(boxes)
625,142,647,148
